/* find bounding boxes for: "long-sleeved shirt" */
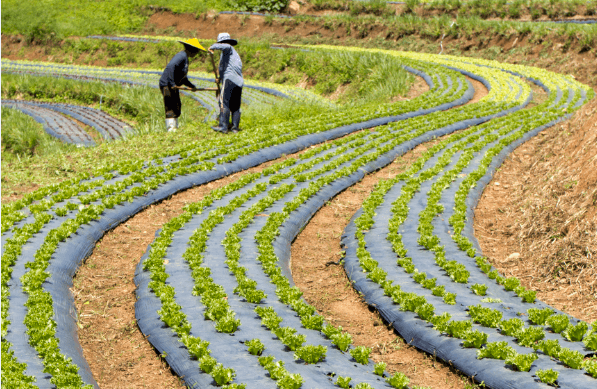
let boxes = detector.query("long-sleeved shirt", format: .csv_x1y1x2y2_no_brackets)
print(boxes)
209,43,244,87
159,51,196,89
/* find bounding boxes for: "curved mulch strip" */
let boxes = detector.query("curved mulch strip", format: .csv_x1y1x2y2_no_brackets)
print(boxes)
72,166,276,388
73,132,476,388
71,72,485,387
289,137,474,389
474,98,597,323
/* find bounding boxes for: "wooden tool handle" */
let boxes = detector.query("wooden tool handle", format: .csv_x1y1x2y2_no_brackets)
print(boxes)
175,86,219,92
209,53,221,99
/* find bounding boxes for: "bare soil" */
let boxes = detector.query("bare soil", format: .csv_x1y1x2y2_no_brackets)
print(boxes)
474,98,597,322
71,78,474,387
5,10,596,388
290,139,474,389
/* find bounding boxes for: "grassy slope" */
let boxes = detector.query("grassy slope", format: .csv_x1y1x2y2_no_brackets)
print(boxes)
1,108,73,159
309,0,597,20
0,0,233,40
0,42,415,200
2,4,595,202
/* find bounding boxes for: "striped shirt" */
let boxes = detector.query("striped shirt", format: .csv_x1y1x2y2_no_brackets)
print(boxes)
210,43,244,87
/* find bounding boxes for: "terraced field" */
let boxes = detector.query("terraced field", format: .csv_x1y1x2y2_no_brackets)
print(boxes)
2,5,597,389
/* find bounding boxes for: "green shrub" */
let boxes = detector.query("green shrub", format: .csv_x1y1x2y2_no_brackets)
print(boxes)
233,0,289,13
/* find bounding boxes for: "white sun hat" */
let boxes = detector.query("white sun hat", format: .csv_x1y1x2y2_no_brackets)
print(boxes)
216,32,238,46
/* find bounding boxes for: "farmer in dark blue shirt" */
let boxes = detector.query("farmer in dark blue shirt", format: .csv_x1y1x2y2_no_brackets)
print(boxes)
209,33,244,133
159,38,206,132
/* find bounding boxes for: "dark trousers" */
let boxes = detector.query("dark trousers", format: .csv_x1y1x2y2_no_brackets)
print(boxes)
220,80,242,113
217,80,243,129
161,86,181,118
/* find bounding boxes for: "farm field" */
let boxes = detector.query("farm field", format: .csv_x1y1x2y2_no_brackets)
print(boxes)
2,2,597,389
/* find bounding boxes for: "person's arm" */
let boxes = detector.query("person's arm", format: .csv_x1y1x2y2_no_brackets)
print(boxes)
209,43,232,53
162,57,178,88
209,43,232,82
175,52,198,87
180,76,196,89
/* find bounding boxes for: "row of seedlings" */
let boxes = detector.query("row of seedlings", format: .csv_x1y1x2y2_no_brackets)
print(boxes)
0,48,588,384
342,58,596,388
134,59,538,387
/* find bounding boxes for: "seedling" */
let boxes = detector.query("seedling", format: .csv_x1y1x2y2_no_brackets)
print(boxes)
471,283,487,296
246,338,265,356
350,346,371,365
336,376,352,388
536,369,559,385
373,362,386,376
294,345,327,364
527,307,554,325
504,352,537,372
385,372,410,389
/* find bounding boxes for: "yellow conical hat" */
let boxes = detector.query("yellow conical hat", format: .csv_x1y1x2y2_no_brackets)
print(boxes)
178,38,206,52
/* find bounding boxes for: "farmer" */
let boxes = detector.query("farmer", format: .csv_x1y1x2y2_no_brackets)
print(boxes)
209,33,244,133
159,38,206,132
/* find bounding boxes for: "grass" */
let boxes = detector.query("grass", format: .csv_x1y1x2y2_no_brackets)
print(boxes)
3,0,596,48
1,107,73,160
0,35,420,200
0,68,341,199
2,4,595,200
242,46,414,104
0,74,210,199
1,73,165,128
4,38,415,105
0,0,234,41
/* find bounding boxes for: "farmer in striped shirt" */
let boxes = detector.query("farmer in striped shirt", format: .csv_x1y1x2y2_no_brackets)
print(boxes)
209,33,244,134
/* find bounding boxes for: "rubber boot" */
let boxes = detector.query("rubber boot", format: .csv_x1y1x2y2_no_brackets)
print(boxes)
165,118,178,132
211,108,230,133
211,111,223,132
230,111,241,133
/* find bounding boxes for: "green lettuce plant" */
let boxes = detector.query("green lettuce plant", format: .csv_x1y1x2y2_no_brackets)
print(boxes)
385,372,410,389
536,369,559,385
350,346,372,365
294,345,327,364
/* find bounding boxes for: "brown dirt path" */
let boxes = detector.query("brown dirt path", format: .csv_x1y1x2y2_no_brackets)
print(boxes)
70,72,469,387
73,161,289,387
290,139,473,389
